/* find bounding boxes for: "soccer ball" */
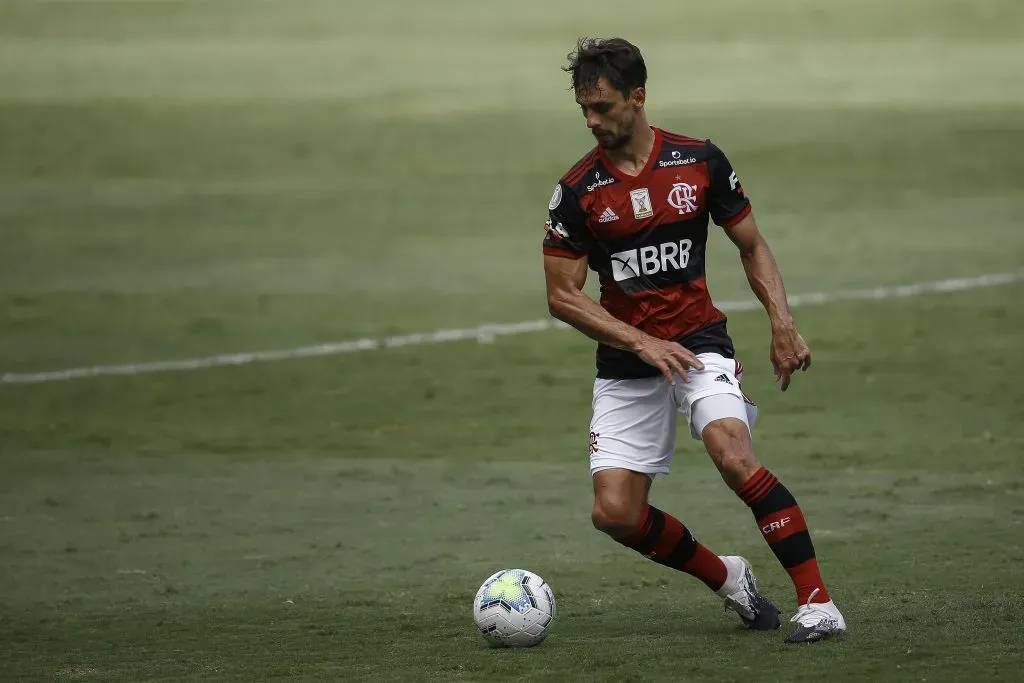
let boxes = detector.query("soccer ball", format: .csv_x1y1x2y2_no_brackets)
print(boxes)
473,569,555,648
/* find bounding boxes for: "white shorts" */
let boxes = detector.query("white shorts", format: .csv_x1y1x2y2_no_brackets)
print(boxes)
588,353,758,476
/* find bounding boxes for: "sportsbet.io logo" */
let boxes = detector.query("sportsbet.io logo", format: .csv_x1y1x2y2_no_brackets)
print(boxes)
586,171,615,193
658,150,697,168
610,239,693,282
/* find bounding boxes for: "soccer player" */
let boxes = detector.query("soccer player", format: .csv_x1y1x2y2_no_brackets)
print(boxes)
542,38,846,643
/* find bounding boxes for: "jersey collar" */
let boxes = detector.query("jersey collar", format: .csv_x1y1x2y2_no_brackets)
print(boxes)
597,126,662,184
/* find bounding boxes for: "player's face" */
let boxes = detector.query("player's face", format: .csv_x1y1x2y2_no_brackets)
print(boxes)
576,78,642,150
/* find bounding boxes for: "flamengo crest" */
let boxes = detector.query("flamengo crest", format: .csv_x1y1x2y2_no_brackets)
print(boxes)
667,182,699,215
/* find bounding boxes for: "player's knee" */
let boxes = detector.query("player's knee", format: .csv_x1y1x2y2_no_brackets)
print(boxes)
591,499,643,539
717,451,759,487
703,418,759,486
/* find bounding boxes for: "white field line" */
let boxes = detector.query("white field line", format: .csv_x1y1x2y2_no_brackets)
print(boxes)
2,272,1020,385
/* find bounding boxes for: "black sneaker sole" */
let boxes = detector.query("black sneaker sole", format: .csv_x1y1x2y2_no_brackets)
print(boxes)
744,602,781,631
784,627,842,643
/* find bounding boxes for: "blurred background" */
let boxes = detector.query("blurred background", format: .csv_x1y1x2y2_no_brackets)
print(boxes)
1,1,1022,680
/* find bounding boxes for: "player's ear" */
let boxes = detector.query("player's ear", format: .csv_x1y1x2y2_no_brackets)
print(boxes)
630,86,646,109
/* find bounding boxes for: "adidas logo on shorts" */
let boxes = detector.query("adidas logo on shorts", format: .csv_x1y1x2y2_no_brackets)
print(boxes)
714,373,733,385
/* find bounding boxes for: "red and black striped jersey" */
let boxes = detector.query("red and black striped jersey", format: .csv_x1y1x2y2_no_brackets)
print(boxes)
543,127,751,379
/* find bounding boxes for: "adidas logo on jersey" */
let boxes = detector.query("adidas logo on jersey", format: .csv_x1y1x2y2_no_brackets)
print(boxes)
597,207,619,223
714,374,733,385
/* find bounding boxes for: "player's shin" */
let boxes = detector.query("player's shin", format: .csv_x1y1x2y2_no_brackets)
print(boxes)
736,467,830,605
614,505,727,591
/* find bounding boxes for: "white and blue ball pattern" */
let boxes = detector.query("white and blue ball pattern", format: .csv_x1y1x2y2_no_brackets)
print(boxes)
473,569,555,648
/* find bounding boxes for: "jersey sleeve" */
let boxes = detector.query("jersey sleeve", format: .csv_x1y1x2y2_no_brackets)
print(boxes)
706,141,752,228
542,181,592,259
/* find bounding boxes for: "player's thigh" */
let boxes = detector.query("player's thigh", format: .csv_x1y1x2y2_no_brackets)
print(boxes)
674,353,759,440
697,403,761,488
589,376,677,477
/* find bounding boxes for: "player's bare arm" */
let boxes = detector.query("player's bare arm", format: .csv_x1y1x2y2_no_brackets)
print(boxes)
543,253,704,384
723,212,811,392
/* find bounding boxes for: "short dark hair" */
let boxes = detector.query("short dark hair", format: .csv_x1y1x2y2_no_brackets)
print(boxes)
564,37,647,98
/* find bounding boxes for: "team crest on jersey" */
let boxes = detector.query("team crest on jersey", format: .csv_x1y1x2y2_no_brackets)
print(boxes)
548,184,562,210
629,188,653,219
667,181,699,215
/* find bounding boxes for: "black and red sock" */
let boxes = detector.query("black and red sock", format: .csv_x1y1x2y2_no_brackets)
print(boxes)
737,467,829,605
616,505,727,591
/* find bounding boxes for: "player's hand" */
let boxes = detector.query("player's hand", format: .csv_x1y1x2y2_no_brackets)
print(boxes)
634,336,704,385
770,324,811,392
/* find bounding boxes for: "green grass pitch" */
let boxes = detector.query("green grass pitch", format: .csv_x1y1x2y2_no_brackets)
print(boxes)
1,0,1023,680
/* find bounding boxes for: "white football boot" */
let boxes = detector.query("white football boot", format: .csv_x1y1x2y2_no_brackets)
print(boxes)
717,556,781,630
785,588,847,643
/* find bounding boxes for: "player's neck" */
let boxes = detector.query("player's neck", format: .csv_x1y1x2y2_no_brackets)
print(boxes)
603,121,655,176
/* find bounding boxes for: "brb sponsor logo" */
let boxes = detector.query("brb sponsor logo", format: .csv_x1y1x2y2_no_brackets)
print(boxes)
610,239,693,282
762,517,792,535
658,150,697,168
